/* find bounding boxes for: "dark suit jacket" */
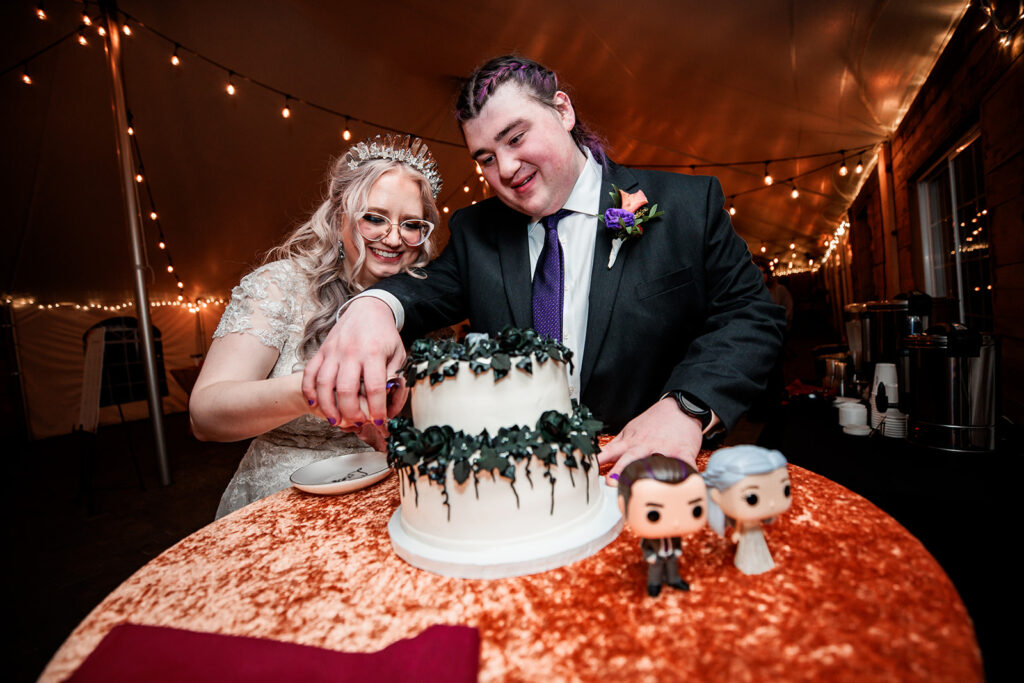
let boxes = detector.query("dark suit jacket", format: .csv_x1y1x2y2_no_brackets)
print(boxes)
374,161,785,434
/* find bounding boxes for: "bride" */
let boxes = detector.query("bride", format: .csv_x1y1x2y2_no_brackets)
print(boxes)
189,135,443,519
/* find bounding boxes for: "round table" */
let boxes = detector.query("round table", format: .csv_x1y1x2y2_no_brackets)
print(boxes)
41,461,982,681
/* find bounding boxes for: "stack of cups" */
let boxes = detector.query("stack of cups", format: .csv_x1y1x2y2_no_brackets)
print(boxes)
839,402,868,427
871,363,907,438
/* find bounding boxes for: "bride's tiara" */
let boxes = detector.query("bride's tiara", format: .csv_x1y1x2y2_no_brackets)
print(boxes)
345,134,443,198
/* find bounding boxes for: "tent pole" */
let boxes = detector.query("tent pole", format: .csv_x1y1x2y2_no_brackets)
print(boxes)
101,3,171,486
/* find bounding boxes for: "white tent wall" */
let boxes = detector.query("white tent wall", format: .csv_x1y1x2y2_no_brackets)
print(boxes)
14,304,220,439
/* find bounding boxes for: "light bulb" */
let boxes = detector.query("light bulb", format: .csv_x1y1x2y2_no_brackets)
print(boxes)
122,24,131,36
837,226,846,236
342,128,351,141
78,33,88,46
82,14,92,26
443,206,449,213
150,211,158,220
177,281,184,289
764,173,773,186
97,26,106,37
463,186,470,193
728,204,736,216
282,105,291,118
839,162,848,176
789,242,795,250
855,159,864,174
127,126,134,135
135,173,143,183
177,295,184,301
760,245,766,253
790,186,799,199
36,7,46,21
158,241,166,249
167,265,174,273
171,50,180,66
226,82,235,95
478,175,485,182
22,72,32,85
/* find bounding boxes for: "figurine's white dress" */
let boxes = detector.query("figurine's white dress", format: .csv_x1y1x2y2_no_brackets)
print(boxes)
213,260,372,519
733,523,775,575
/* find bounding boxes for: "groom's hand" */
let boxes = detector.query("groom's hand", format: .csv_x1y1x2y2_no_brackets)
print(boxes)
599,398,702,484
301,297,405,427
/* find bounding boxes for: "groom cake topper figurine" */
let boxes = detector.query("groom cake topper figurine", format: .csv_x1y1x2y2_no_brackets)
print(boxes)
617,454,708,597
303,54,785,482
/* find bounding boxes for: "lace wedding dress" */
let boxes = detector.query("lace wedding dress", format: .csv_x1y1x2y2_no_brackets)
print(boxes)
213,260,372,519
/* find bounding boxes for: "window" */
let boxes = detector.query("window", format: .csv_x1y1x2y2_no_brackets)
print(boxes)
918,131,992,330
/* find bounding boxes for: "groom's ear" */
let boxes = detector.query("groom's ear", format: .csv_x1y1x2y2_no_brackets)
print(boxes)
552,90,576,132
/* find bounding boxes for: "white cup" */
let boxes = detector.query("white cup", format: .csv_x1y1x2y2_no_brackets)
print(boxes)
874,363,898,386
839,403,867,426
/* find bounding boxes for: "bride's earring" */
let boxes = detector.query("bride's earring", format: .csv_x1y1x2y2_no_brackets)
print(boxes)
337,239,345,260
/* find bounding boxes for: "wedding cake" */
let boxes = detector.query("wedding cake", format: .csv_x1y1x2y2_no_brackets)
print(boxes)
386,327,622,578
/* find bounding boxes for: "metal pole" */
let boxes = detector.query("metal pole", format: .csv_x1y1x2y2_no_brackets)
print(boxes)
101,3,171,485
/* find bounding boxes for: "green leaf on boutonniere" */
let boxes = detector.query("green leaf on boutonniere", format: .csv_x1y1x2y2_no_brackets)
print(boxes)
515,356,532,374
453,458,471,485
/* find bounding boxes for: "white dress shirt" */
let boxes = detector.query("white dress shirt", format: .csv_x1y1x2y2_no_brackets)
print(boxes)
350,150,604,401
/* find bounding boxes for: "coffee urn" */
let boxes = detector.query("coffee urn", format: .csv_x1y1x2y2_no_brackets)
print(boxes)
903,324,997,452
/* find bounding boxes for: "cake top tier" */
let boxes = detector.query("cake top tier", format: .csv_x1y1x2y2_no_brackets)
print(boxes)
402,327,573,389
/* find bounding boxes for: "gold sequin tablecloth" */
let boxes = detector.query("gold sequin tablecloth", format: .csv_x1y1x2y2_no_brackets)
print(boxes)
41,461,981,682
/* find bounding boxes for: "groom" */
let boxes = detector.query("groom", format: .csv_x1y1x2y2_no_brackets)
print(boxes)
302,55,785,478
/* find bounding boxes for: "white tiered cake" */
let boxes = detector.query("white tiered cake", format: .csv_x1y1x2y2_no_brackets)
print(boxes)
386,328,623,578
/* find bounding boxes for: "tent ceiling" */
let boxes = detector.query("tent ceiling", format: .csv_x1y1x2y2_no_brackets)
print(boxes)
1,0,966,303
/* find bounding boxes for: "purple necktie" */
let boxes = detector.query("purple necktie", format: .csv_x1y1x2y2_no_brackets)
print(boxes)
532,209,571,341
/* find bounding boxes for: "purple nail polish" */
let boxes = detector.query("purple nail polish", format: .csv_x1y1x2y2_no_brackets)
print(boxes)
374,419,384,426
355,421,363,427
609,473,619,480
307,399,315,406
328,417,336,425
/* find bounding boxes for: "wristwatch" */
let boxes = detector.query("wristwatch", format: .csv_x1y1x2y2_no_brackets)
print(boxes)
670,391,714,433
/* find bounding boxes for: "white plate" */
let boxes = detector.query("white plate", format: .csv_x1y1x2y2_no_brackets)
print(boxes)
843,424,873,436
290,451,391,495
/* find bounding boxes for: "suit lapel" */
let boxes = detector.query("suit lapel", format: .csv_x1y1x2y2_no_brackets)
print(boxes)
495,205,533,329
581,162,641,389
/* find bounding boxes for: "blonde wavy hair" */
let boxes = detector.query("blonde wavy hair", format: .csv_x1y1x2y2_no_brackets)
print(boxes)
265,154,439,361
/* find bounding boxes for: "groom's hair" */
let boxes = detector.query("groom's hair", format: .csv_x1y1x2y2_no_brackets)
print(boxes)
455,55,606,164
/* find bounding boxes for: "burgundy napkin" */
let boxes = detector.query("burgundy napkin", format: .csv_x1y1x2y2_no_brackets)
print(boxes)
66,623,479,682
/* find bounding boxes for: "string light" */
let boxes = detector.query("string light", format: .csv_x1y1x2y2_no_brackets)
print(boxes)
342,117,352,141
82,13,92,27
170,44,180,66
122,24,131,36
760,244,767,253
127,125,134,136
158,241,166,249
166,265,174,273
226,72,236,95
763,162,773,186
97,25,106,37
463,185,470,193
855,157,864,174
790,185,799,199
36,5,46,21
135,171,144,183
78,32,88,46
21,67,32,85
789,242,795,250
728,203,736,216
838,150,848,176
281,97,291,118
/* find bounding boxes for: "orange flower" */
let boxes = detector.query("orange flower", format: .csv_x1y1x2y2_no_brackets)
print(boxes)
619,188,648,213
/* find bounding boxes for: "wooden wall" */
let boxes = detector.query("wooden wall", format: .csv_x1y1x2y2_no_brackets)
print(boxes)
846,6,1024,421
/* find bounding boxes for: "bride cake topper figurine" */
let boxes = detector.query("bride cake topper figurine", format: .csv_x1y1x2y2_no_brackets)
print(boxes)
617,454,708,597
703,446,792,575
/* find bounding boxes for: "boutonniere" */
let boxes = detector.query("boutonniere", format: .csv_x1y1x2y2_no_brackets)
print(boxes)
602,185,665,268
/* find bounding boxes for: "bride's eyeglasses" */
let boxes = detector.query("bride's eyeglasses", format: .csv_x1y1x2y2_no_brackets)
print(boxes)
356,212,434,247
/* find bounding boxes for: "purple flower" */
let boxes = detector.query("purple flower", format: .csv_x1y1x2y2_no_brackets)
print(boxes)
604,207,635,230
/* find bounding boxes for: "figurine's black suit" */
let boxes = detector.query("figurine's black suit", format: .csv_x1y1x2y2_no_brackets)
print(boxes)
374,161,786,434
641,536,687,597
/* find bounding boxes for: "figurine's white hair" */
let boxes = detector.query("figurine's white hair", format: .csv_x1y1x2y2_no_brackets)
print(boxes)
703,445,788,535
